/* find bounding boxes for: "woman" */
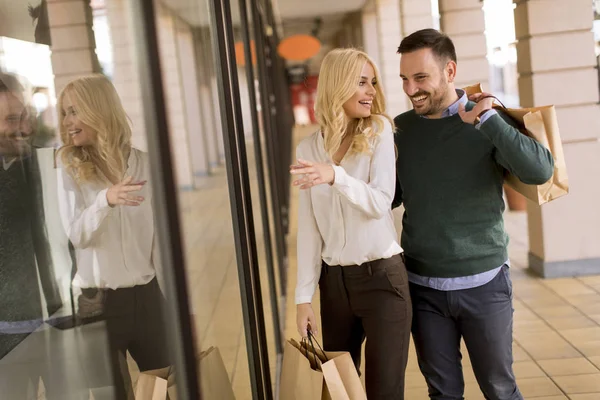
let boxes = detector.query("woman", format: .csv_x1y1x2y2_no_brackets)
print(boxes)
290,48,411,399
56,74,169,398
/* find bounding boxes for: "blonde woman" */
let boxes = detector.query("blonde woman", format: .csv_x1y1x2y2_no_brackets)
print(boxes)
290,48,411,399
56,74,169,398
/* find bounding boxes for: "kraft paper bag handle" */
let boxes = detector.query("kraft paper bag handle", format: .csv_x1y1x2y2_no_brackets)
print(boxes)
301,336,322,371
308,330,328,362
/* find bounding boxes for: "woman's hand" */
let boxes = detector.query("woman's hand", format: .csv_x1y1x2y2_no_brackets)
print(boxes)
106,176,147,207
296,303,318,338
290,159,335,189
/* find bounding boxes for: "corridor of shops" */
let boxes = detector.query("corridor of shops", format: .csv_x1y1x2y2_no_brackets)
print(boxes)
1,0,600,399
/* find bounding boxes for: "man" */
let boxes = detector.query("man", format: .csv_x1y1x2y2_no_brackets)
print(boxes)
393,29,553,400
0,71,62,395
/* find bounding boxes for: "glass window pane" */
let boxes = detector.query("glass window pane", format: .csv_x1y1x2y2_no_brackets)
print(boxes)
229,0,282,390
152,0,255,398
0,0,195,398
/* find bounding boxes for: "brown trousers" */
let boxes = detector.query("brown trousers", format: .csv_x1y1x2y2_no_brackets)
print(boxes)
319,254,412,399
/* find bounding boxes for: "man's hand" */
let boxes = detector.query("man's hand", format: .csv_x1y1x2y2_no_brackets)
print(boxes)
458,92,495,125
290,159,335,189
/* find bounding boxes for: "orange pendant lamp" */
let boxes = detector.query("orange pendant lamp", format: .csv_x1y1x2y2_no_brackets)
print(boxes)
277,34,321,61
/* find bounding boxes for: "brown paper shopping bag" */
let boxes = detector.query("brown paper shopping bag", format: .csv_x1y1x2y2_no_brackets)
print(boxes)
463,83,569,204
282,336,366,400
280,339,325,400
299,338,366,400
136,367,176,400
198,346,236,400
135,373,167,400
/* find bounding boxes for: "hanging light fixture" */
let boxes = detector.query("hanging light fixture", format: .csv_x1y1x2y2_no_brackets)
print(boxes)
277,34,321,62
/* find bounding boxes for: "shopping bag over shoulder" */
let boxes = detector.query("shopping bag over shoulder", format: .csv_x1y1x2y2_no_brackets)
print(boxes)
463,83,569,204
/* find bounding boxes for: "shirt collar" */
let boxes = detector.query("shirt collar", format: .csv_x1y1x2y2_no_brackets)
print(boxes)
443,89,468,118
2,157,17,170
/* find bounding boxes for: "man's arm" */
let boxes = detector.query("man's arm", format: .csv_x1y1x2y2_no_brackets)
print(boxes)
392,174,403,209
27,151,62,316
478,110,554,185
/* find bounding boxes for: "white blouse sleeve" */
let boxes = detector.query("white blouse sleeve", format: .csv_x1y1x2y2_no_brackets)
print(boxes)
331,121,396,219
57,165,113,249
295,144,324,305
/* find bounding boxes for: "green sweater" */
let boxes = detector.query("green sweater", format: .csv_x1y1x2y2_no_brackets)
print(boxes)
393,107,554,277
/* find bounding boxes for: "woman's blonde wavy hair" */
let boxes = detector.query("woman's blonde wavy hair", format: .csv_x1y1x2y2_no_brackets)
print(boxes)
57,74,131,184
315,48,392,159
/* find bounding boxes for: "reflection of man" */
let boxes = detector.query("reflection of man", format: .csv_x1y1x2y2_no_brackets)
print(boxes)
0,72,61,360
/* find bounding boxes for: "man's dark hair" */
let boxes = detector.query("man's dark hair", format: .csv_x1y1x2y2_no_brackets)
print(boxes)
397,29,457,64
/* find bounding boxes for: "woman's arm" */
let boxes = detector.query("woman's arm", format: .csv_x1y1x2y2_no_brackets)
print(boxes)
56,166,113,249
295,145,324,306
331,122,396,219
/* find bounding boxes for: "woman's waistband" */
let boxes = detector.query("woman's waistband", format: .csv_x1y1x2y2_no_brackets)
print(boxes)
322,253,405,274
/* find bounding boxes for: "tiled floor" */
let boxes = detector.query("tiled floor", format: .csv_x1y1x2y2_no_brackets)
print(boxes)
282,125,600,399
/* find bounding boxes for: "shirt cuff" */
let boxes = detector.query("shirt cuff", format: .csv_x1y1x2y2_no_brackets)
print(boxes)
95,188,112,210
475,109,498,129
295,295,314,305
332,165,349,187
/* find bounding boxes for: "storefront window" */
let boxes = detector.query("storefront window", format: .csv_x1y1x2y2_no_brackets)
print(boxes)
0,0,291,398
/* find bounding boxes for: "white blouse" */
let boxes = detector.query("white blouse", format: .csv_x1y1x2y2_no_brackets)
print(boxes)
295,120,403,304
57,148,158,290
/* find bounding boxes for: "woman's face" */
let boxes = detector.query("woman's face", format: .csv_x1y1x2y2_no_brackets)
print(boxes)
62,93,95,147
342,62,377,119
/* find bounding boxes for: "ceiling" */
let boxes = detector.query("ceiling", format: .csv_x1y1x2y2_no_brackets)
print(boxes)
275,0,366,20
162,0,367,30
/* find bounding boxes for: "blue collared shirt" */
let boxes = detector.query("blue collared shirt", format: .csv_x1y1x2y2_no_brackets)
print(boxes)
407,89,506,291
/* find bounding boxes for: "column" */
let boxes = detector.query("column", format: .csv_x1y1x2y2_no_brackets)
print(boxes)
362,7,381,70
514,0,600,277
439,0,490,90
401,0,439,34
106,0,147,151
47,0,101,94
375,0,409,115
175,23,211,178
156,6,195,190
192,27,223,169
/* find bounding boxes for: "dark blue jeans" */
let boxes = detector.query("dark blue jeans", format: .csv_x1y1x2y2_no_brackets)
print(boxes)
409,266,523,400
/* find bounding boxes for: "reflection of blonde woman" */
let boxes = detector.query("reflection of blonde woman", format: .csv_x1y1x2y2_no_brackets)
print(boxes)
56,75,169,398
290,49,412,399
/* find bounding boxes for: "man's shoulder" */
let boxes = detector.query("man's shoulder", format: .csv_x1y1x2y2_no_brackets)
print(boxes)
393,110,418,134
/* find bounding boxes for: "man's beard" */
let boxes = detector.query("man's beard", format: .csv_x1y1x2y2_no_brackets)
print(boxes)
0,131,32,158
411,79,450,116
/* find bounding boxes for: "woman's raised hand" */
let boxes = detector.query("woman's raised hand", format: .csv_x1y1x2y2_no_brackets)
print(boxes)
290,159,335,189
106,176,146,207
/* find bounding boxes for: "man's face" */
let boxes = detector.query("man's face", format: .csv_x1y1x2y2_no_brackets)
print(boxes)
0,92,33,158
400,48,455,117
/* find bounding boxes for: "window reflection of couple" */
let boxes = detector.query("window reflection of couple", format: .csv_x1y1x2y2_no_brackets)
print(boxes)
0,72,170,399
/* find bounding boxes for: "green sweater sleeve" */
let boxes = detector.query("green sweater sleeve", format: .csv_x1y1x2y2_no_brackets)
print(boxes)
478,112,554,185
